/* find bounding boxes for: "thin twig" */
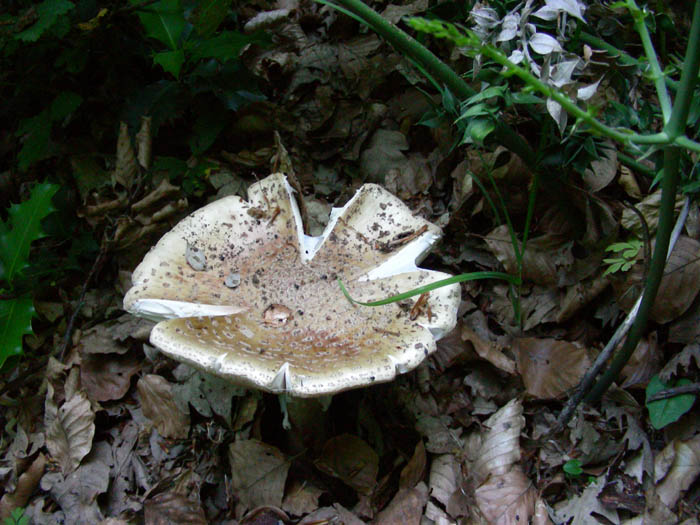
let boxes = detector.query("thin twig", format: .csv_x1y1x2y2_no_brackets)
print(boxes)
554,196,691,431
58,242,109,361
647,384,700,402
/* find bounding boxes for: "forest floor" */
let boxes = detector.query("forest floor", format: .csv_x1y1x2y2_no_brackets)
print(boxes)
1,0,700,524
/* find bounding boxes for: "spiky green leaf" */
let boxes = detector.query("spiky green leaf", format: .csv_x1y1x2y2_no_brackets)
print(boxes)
0,296,34,369
0,182,59,284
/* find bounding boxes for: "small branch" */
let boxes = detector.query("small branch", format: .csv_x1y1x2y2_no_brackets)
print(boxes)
647,384,700,402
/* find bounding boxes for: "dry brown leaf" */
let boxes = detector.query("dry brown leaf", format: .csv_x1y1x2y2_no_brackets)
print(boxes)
0,453,46,520
656,433,700,508
298,504,364,525
583,141,617,193
461,310,516,374
400,440,427,489
428,454,459,509
472,399,524,485
80,352,141,402
553,476,619,525
144,492,206,525
620,334,660,389
114,121,138,190
614,236,700,323
40,441,111,523
46,391,95,475
660,343,700,382
621,189,685,237
516,338,591,399
315,434,378,495
372,483,428,525
415,415,462,453
282,480,324,517
137,374,190,439
485,225,575,287
474,468,537,525
381,0,429,23
229,439,290,510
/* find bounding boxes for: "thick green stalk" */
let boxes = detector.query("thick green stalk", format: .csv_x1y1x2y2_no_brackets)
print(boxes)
325,0,539,166
587,0,700,402
626,0,672,121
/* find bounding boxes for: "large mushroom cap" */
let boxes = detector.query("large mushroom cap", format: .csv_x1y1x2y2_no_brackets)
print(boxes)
124,173,460,397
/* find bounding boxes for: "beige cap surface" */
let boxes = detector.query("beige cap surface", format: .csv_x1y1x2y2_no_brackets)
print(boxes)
124,173,460,396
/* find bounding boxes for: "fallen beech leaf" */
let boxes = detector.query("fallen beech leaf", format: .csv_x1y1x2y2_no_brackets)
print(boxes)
315,434,378,495
46,391,96,475
137,375,189,439
282,480,324,517
229,439,290,510
144,492,206,525
614,236,700,323
0,453,46,520
427,454,459,508
298,504,364,525
554,476,618,524
516,338,591,399
399,440,427,489
474,468,537,525
372,483,428,524
472,399,524,485
80,352,141,402
656,434,700,508
461,310,516,374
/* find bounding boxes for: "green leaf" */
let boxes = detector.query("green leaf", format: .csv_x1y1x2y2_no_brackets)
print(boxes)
15,0,75,42
153,49,186,77
133,0,185,50
15,112,51,172
0,296,34,370
50,91,82,121
188,105,227,155
563,459,583,476
189,31,254,62
193,0,233,37
464,117,495,144
646,375,696,429
0,182,59,284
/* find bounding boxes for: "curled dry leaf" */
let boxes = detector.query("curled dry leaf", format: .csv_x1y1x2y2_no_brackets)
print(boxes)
46,391,96,476
461,310,516,374
427,454,459,509
137,374,190,439
515,338,591,399
229,439,290,510
0,453,46,520
282,480,324,517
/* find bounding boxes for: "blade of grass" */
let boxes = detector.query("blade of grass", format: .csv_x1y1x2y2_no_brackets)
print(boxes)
338,271,520,306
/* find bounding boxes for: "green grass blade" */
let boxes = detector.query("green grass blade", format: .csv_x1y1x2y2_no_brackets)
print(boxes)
338,271,520,306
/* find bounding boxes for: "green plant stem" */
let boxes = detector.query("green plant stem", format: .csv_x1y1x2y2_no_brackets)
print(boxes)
322,0,539,165
618,152,655,178
587,0,700,403
626,0,672,121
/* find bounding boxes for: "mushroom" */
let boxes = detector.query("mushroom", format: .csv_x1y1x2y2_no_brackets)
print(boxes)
124,173,460,397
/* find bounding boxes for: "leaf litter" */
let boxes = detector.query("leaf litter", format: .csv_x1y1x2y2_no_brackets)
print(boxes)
1,0,700,523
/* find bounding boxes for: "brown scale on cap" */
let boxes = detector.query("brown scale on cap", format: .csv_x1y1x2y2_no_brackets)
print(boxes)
123,174,460,397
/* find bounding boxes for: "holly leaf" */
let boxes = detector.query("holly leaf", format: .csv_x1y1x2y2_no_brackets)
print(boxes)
15,0,75,42
0,296,34,369
0,182,59,284
133,0,185,51
192,0,232,37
